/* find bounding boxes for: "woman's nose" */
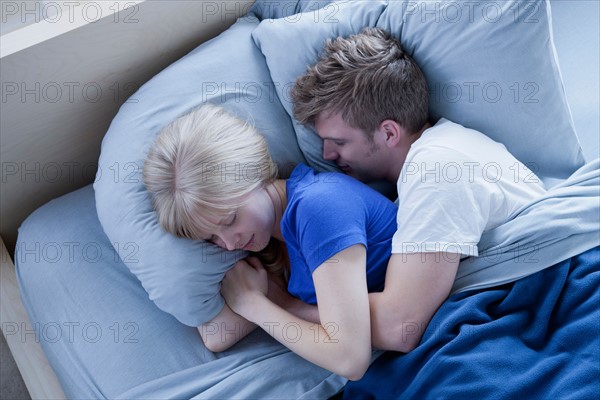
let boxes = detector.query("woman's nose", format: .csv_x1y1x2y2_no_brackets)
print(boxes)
218,233,239,251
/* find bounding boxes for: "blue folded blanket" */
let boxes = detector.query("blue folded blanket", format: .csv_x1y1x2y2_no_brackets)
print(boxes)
344,246,600,399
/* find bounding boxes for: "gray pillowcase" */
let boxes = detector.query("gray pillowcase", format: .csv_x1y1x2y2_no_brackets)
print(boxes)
252,0,586,180
94,16,306,326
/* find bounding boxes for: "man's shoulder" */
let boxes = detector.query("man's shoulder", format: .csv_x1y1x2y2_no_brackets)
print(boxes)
422,118,492,145
409,118,509,163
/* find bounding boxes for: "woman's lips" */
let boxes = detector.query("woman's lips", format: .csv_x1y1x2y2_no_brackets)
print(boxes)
243,235,254,250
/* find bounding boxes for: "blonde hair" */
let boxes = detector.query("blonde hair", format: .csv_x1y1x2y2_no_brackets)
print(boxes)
143,103,278,241
292,27,429,137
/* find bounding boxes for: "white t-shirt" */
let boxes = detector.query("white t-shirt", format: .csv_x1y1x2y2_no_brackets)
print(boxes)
392,118,546,257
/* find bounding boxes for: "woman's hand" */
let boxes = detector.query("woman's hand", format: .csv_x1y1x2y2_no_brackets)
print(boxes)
221,257,268,319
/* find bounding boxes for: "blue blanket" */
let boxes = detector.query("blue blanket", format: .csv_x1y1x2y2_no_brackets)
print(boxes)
345,160,600,398
344,246,600,399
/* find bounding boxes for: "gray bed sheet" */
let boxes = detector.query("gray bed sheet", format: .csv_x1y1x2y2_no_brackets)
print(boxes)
15,185,345,398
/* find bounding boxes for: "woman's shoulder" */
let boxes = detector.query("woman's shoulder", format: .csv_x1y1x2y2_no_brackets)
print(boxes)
286,164,397,225
287,164,366,202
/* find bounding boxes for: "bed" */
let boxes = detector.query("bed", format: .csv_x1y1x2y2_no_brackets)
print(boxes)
2,0,599,398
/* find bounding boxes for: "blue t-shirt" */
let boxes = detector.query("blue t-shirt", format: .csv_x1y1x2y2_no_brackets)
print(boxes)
281,164,398,304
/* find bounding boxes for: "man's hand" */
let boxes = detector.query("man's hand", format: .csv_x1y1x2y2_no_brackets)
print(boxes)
266,272,320,323
266,272,294,308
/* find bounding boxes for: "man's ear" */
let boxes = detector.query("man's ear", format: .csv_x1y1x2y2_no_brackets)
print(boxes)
378,120,406,148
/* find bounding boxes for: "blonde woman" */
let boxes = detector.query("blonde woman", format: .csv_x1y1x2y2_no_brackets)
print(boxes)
143,103,397,380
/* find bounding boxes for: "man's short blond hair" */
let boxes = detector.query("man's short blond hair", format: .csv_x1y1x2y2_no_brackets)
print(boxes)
292,27,429,137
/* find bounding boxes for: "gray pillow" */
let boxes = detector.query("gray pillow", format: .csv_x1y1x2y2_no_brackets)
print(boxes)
252,0,586,180
94,16,306,326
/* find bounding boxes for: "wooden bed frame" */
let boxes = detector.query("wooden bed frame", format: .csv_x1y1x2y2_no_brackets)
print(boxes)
0,1,253,397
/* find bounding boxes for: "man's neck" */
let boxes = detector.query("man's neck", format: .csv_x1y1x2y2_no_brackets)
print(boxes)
388,122,431,183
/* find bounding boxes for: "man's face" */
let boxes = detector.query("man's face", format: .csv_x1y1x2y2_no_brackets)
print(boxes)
314,111,388,183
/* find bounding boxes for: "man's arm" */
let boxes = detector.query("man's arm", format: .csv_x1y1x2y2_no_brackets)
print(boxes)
266,272,320,324
369,252,459,352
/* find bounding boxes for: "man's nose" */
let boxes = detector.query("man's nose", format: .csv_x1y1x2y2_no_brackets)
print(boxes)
322,141,338,161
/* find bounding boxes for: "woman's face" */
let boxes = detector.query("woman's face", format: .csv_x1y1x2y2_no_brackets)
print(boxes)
205,188,275,252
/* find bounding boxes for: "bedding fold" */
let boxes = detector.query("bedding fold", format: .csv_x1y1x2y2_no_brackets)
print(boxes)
453,158,600,293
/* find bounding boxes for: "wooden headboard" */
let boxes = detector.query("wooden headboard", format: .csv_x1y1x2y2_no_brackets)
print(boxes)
0,0,255,257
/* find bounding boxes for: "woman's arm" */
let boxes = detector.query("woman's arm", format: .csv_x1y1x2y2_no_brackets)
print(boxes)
222,245,372,380
199,258,319,352
197,297,257,353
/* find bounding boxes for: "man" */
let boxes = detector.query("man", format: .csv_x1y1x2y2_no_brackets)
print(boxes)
291,27,546,352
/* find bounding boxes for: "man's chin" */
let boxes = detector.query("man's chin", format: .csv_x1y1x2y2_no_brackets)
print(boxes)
338,166,375,183
351,171,378,184
338,165,352,175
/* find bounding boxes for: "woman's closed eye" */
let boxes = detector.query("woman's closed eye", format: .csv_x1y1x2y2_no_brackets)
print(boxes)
205,213,236,247
225,213,237,227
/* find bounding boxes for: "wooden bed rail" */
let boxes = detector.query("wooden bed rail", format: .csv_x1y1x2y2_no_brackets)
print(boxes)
1,236,66,398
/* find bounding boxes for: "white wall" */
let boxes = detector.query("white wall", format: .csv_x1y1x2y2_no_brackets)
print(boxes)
0,0,254,254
